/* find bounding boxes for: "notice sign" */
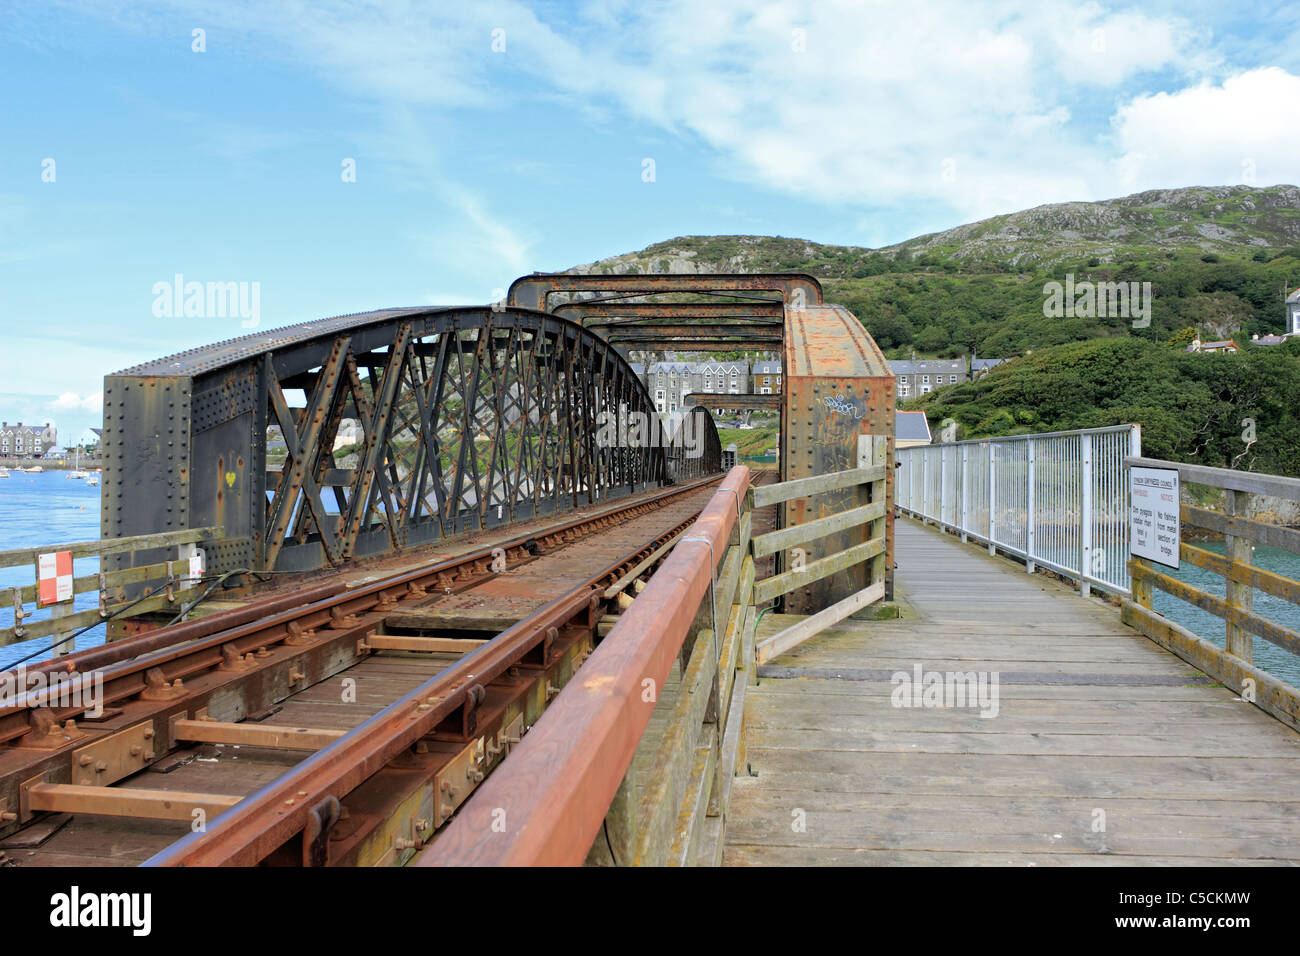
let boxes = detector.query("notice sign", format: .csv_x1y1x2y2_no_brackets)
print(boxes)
37,551,74,605
1130,467,1180,570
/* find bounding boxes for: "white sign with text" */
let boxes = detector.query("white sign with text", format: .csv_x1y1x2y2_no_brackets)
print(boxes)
1130,466,1180,570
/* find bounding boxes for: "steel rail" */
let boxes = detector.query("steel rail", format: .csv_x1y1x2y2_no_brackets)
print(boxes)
418,466,751,866
141,486,720,866
0,475,722,738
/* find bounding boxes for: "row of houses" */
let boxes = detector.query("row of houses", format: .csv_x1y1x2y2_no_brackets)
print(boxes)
626,353,1011,414
886,356,1007,400
629,360,783,414
0,422,57,459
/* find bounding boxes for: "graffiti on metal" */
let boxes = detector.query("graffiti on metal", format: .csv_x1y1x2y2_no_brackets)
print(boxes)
823,395,864,419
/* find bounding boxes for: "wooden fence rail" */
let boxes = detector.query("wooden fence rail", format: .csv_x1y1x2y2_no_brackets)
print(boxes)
1122,456,1300,731
591,440,893,862
0,526,223,652
751,435,889,664
422,444,894,865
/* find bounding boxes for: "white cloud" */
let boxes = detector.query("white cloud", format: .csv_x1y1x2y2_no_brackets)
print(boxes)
51,391,103,413
1038,1,1204,86
59,1,1299,228
1110,67,1300,192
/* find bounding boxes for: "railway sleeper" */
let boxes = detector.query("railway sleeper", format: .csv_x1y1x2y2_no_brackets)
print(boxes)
263,624,591,866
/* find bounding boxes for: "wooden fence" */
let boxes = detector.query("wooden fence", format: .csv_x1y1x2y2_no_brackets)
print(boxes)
598,436,890,864
1122,455,1300,732
0,527,223,652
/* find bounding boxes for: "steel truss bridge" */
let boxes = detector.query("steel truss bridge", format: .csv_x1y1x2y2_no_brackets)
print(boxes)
5,273,1300,871
102,271,895,609
0,271,902,868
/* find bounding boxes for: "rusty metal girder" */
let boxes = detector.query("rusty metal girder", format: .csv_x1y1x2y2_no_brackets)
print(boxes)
102,307,715,579
782,304,895,609
687,393,781,410
508,273,823,313
553,302,784,324
603,325,782,347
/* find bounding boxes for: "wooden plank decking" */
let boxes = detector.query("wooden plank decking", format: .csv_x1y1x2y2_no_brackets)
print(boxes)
724,517,1300,866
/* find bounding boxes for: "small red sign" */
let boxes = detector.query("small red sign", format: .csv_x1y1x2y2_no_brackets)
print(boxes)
38,551,74,605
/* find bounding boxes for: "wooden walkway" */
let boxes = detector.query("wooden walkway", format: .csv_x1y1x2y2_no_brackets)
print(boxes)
724,517,1300,866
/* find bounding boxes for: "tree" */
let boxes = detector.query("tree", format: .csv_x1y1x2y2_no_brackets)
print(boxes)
915,325,950,353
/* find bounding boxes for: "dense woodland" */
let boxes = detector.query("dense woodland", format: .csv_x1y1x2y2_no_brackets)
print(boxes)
904,337,1300,475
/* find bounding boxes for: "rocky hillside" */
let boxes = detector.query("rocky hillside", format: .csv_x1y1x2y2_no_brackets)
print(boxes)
572,185,1300,275
568,185,1300,358
885,185,1300,269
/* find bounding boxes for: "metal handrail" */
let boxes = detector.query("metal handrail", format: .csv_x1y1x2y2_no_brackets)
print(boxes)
896,424,1141,596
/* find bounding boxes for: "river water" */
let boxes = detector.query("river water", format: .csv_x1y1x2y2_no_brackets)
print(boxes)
1153,540,1300,687
3,477,1300,686
0,470,104,668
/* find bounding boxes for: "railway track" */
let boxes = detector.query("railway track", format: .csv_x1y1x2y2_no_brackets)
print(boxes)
0,476,722,867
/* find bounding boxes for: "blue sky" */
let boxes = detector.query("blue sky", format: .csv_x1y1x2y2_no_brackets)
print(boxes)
2,0,1299,442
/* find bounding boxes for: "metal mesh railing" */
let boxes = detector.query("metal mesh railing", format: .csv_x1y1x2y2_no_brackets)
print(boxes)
896,425,1141,596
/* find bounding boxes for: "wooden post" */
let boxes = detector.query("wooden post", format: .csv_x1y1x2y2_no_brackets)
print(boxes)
865,436,888,592
1224,489,1254,663
1131,556,1154,610
50,602,72,656
602,767,639,865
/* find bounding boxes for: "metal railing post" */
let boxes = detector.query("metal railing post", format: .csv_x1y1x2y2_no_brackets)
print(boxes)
921,450,929,524
988,443,997,556
1080,432,1092,599
1026,440,1036,575
938,447,946,530
960,445,969,542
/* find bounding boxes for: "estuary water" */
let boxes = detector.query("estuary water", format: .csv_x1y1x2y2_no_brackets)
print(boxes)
0,470,104,668
1153,540,1300,688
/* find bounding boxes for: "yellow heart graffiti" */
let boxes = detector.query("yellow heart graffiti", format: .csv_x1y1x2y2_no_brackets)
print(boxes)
225,471,236,487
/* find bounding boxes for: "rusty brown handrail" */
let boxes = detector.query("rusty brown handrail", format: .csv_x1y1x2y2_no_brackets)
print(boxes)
417,466,752,866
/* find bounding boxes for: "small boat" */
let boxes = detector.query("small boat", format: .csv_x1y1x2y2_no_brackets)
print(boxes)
0,467,9,478
22,465,42,473
86,475,99,486
66,450,88,478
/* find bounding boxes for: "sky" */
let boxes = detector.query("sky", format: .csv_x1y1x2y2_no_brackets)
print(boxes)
1,0,1299,442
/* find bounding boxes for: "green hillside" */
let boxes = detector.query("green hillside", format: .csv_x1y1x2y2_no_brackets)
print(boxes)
903,337,1300,475
575,184,1300,475
573,185,1300,358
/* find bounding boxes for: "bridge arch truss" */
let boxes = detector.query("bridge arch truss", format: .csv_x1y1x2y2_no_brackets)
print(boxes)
104,306,719,575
